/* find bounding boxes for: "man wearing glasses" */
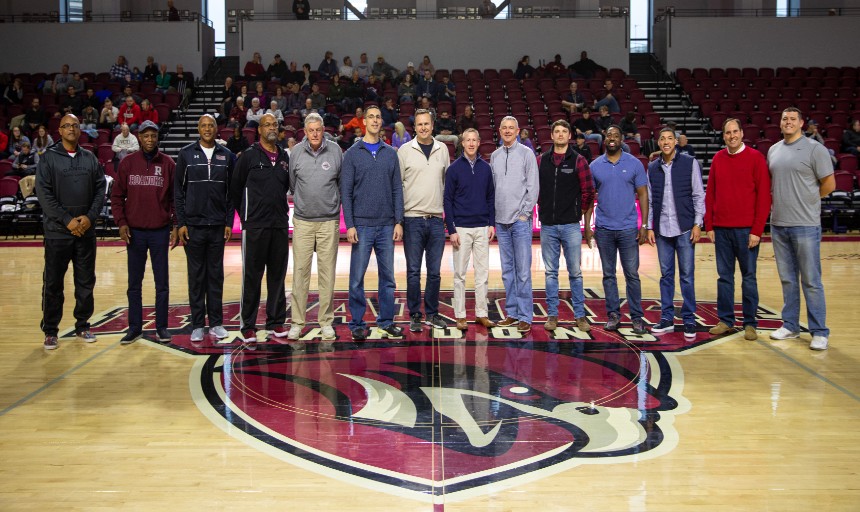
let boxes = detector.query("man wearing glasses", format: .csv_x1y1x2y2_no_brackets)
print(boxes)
36,115,106,350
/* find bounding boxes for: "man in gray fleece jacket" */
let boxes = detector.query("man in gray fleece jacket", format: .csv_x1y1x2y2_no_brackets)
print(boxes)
288,113,343,341
490,116,540,332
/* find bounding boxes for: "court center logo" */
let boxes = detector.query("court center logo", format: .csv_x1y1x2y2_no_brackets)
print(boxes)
77,290,785,503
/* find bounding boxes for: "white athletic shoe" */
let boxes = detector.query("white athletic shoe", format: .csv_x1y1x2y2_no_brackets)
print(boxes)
321,325,337,340
770,327,800,340
190,328,205,342
287,324,303,340
809,336,829,351
210,326,229,339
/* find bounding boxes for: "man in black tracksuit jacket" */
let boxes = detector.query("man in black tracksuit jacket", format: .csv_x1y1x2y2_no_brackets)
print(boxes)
230,113,291,342
174,114,236,343
36,114,106,350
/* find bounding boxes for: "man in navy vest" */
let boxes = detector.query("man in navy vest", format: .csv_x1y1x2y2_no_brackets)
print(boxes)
646,127,706,340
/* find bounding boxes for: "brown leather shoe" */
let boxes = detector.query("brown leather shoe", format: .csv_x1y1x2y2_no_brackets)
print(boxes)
544,316,558,331
498,317,517,327
456,318,468,330
575,317,591,332
476,317,496,328
708,322,733,335
517,321,531,332
744,325,758,340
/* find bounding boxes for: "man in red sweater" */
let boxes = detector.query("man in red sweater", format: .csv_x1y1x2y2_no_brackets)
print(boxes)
111,120,177,344
704,118,772,340
118,95,142,132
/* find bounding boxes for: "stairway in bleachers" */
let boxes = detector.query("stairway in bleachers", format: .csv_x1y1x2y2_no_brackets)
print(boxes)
159,82,223,159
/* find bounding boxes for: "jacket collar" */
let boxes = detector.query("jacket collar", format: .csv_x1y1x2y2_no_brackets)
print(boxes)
408,136,442,155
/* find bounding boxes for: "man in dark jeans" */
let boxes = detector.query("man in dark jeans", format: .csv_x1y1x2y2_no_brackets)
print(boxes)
36,114,106,350
111,120,177,344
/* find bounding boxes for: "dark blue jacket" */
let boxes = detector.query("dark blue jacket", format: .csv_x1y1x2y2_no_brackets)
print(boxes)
340,139,404,228
175,141,236,227
443,155,495,233
648,152,695,236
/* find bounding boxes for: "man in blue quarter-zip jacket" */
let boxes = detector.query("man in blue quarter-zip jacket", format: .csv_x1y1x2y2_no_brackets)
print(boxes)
231,113,291,344
175,114,236,344
341,105,405,342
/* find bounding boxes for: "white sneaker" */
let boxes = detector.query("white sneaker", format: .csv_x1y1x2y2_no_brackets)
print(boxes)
287,324,303,340
770,327,800,340
321,325,336,340
190,328,205,342
210,326,229,339
810,336,829,351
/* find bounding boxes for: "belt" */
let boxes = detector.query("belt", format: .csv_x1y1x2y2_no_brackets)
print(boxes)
413,214,442,220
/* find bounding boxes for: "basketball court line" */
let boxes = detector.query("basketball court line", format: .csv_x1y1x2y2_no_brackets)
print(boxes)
756,339,860,404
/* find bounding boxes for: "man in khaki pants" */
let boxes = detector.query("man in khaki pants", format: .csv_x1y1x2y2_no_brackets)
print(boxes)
443,128,496,331
288,112,343,340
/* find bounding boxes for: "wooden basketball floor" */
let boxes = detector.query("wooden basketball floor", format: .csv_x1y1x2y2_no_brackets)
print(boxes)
1,237,859,511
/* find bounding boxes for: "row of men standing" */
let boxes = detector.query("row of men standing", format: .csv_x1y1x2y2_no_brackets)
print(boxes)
37,107,833,351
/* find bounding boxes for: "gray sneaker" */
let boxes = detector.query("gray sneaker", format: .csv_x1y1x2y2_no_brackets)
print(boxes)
210,326,229,339
631,318,647,335
190,328,205,342
321,325,337,340
425,315,447,329
605,313,621,331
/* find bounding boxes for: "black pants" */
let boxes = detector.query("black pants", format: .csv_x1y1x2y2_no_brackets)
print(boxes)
127,226,170,332
240,227,290,330
41,236,97,336
184,225,226,328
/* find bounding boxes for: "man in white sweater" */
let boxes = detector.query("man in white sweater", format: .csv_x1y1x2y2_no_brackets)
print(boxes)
112,123,139,163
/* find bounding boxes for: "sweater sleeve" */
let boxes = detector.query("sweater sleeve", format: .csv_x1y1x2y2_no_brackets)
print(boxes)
487,166,496,226
225,152,237,226
36,155,73,227
340,151,356,229
174,150,189,227
520,149,540,218
111,157,129,227
443,164,457,234
230,151,250,217
703,156,717,232
392,155,404,224
85,157,106,225
750,154,772,237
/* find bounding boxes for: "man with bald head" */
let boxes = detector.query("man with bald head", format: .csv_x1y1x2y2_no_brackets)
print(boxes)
231,113,291,343
175,114,236,343
37,114,106,350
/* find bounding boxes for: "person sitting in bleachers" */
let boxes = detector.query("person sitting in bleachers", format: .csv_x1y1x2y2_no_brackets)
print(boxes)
99,98,120,131
171,64,193,102
519,128,536,153
8,126,30,161
130,66,144,83
9,141,38,177
340,56,354,79
620,111,642,144
340,107,366,136
266,100,285,125
594,79,620,113
118,95,142,132
68,73,85,94
285,83,305,115
574,108,603,146
561,82,586,113
113,84,142,106
308,83,327,112
515,56,535,80
418,55,435,77
109,55,131,84
226,125,249,156
380,97,398,129
143,56,159,81
31,126,53,157
417,70,439,105
2,78,24,105
569,50,606,80
372,55,398,84
677,134,696,157
80,105,99,138
300,98,318,120
544,54,567,79
83,87,101,110
365,75,380,103
318,51,339,80
398,62,419,86
139,99,159,125
51,64,72,94
268,54,288,83
344,71,366,112
398,74,416,103
437,75,455,104
354,53,371,81
572,132,593,161
457,105,478,134
299,63,314,92
842,119,860,156
805,120,838,165
272,85,288,113
155,64,172,93
595,104,613,136
246,97,265,128
328,75,347,112
434,110,458,144
112,123,139,163
59,86,84,118
251,81,268,107
244,52,266,81
23,98,48,136
228,97,247,128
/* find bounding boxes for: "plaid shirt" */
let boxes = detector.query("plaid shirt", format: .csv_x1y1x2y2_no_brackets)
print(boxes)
109,63,130,81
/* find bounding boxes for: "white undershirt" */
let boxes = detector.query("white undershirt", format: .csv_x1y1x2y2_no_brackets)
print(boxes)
201,146,215,160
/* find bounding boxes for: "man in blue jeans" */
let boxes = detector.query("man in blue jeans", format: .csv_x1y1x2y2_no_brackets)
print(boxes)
398,109,450,333
341,105,405,341
646,127,706,341
589,125,649,334
767,107,835,350
537,120,594,333
490,116,539,332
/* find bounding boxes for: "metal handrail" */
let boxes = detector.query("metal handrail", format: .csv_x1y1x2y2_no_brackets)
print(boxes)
0,12,214,26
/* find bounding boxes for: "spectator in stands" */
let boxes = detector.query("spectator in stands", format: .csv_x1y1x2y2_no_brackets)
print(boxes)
299,63,314,91
68,73,85,94
573,132,593,161
110,55,131,84
365,75,380,103
340,56,354,79
10,141,38,177
9,126,30,160
0,130,9,160
268,54,288,83
677,133,696,157
226,125,249,156
621,112,641,144
99,98,119,131
514,56,535,80
341,107,366,136
112,123,139,165
23,98,48,136
519,128,536,153
842,119,860,156
594,104,612,135
381,97,398,128
804,120,838,166
372,55,398,84
328,75,347,112
266,100,284,125
244,52,266,81
285,83,305,114
83,88,100,110
219,76,237,119
417,70,438,103
80,105,99,138
318,51,339,80
307,82,326,111
60,85,84,117
171,64,193,102
293,0,311,19
236,83,250,107
286,61,303,85
228,97,248,128
437,75,455,105
119,95,142,132
246,97,265,128
704,118,770,340
52,64,72,94
32,126,53,157
252,81,268,106
544,54,567,78
574,108,603,147
167,0,180,20
144,56,159,81
594,79,620,113
155,64,172,93
2,78,24,105
344,71,366,112
271,85,287,113
113,84,142,106
399,62,419,86
392,121,411,149
355,53,371,80
300,98,317,120
561,82,585,113
139,99,159,125
130,67,144,83
434,110,458,144
570,50,606,79
457,105,478,134
398,73,416,103
479,0,496,18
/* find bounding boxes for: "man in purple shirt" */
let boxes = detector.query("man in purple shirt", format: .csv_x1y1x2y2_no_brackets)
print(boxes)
646,127,706,340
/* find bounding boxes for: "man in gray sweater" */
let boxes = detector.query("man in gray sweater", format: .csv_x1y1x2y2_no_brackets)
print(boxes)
288,113,343,341
490,116,540,332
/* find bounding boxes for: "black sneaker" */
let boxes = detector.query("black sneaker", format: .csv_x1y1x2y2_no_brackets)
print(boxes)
380,324,404,338
351,327,367,341
684,324,697,340
409,313,423,332
605,313,621,331
156,328,172,343
425,315,447,330
651,319,674,335
631,318,647,335
121,330,142,345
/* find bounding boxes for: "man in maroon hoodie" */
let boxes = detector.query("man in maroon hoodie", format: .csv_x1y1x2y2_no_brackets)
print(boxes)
111,120,177,344
704,118,772,341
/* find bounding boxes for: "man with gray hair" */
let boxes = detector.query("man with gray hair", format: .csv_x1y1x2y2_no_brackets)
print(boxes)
490,115,539,332
288,113,343,341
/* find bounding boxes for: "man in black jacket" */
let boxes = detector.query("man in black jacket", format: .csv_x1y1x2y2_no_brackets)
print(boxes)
36,114,106,350
230,113,291,343
537,120,595,333
175,114,236,343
